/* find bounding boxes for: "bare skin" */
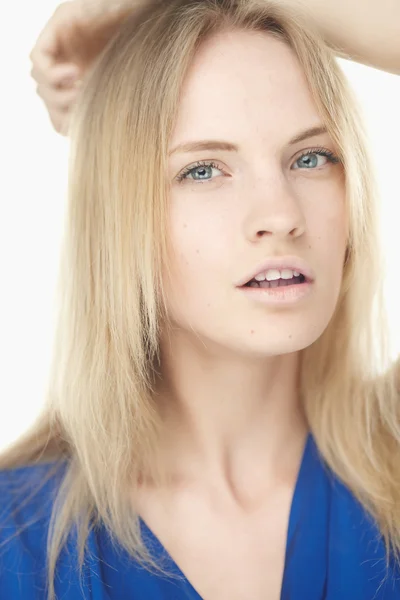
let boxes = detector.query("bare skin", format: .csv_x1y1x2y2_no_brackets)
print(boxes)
26,0,400,600
135,464,302,600
134,27,347,599
29,0,399,136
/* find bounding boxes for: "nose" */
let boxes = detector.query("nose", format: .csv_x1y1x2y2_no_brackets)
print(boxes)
242,174,306,242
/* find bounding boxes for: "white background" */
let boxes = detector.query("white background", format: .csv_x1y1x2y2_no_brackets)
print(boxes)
0,2,399,452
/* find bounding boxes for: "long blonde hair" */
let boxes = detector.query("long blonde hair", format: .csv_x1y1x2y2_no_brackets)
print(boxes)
1,1,399,598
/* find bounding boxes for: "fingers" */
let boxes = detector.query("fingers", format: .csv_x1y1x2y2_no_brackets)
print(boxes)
49,110,72,137
36,83,81,110
30,59,82,136
30,62,81,88
34,76,82,136
29,2,80,69
28,1,86,136
29,9,61,72
29,0,133,136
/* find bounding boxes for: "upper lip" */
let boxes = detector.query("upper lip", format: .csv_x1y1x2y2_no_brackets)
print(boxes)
235,255,315,287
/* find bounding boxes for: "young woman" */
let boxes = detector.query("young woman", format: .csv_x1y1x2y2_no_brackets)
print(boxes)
2,1,400,599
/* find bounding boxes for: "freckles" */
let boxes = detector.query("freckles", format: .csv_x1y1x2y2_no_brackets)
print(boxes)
248,329,291,339
179,251,190,266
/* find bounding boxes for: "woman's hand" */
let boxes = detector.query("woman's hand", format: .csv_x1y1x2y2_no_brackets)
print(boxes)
29,1,134,136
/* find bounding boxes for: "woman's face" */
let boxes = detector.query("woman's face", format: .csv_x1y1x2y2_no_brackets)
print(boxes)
165,29,347,357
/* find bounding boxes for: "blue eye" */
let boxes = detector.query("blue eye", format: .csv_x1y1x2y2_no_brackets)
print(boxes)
292,148,341,170
175,148,341,184
176,160,224,184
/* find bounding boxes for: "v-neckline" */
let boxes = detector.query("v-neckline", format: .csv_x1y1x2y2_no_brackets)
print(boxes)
139,432,315,600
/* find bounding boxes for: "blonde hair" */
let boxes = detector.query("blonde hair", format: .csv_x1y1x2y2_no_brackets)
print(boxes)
1,0,399,598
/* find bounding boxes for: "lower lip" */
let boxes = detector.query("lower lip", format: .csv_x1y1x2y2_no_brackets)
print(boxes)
237,281,313,305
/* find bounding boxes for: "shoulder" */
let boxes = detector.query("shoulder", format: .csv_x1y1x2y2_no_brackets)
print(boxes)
0,462,67,600
0,461,66,529
309,440,400,597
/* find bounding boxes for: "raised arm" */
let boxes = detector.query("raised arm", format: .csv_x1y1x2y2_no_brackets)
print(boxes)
30,0,399,135
78,0,151,17
80,0,400,74
279,0,400,75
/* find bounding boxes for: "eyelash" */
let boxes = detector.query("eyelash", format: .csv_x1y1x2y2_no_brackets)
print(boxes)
176,160,222,183
175,147,341,184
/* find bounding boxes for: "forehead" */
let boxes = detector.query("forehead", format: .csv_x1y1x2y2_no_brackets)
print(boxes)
170,29,321,149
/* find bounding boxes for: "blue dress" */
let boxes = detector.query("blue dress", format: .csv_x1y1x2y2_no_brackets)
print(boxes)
0,434,399,599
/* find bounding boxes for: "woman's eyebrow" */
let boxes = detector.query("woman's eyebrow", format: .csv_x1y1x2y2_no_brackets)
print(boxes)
289,124,328,145
168,124,328,156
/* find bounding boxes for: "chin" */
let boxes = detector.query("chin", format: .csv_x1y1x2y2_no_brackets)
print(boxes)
230,317,330,358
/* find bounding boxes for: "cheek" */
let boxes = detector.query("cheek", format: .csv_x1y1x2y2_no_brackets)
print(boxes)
164,227,215,323
168,200,231,278
305,176,347,240
164,198,235,322
313,205,347,244
310,209,348,293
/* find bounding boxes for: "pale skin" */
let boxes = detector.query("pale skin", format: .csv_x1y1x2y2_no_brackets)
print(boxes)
27,1,399,597
135,29,347,600
78,0,400,76
29,0,399,135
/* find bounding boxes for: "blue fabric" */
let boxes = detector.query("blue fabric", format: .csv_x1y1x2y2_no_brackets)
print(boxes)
1,434,399,599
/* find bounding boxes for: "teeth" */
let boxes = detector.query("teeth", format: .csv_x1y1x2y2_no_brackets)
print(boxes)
266,269,282,281
254,268,297,282
280,269,294,280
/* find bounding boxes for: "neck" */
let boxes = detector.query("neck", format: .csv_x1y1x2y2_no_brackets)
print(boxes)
154,330,308,500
